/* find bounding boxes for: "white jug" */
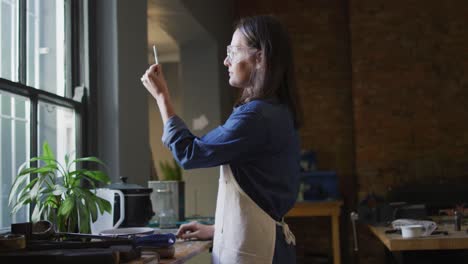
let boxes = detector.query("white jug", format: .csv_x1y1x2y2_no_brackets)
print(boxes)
90,188,125,234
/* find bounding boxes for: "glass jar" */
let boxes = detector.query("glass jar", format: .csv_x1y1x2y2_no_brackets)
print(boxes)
155,188,176,229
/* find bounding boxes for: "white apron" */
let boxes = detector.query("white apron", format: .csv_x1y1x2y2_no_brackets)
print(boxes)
212,165,296,264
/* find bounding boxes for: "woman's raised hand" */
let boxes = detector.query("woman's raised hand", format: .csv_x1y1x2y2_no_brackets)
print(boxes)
141,64,175,123
141,64,169,100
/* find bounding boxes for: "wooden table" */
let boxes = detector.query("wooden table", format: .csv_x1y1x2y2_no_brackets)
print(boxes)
159,240,212,264
287,200,343,264
369,225,468,251
127,240,212,264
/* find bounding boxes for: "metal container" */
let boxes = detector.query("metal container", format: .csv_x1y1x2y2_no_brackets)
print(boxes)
107,177,154,227
148,181,185,222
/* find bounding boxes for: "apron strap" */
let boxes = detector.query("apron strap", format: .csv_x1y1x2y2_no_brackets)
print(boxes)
276,218,296,246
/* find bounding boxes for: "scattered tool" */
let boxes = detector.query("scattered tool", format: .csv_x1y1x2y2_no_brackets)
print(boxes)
31,220,134,240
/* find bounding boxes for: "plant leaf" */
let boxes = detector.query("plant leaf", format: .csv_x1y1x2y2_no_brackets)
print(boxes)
17,166,40,177
65,153,70,167
83,195,99,223
45,195,59,208
23,177,39,191
58,196,75,217
83,178,97,190
94,196,112,215
159,159,182,181
77,198,91,234
77,188,110,217
16,160,30,176
81,170,111,183
35,165,58,175
29,177,44,200
52,184,67,196
42,142,55,163
10,177,37,209
68,175,80,188
73,157,106,167
30,157,58,172
16,164,56,179
31,203,45,222
11,195,31,214
100,197,112,214
68,207,78,233
56,213,65,232
68,170,84,177
30,156,56,163
9,174,31,206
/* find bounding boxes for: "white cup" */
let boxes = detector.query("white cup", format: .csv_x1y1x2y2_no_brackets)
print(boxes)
401,225,424,238
90,188,125,234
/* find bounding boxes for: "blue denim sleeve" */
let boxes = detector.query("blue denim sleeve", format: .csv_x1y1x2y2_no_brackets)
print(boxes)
161,109,266,169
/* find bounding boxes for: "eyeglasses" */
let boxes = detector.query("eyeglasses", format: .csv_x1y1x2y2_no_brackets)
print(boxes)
226,45,257,63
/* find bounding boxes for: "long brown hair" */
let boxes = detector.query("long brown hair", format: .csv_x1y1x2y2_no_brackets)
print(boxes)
235,15,302,128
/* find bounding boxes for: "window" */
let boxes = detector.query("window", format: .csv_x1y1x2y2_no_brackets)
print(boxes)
0,0,19,81
0,91,29,227
0,0,85,230
26,0,67,95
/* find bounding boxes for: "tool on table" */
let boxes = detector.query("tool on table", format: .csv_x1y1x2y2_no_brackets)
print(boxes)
5,221,142,262
31,220,135,240
0,234,26,251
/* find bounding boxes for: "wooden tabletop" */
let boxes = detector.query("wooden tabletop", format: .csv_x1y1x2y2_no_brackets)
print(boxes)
126,240,212,264
159,240,212,264
286,200,343,217
369,225,468,251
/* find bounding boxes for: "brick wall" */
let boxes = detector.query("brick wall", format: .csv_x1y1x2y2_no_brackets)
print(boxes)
350,0,468,199
235,0,468,263
350,3,468,261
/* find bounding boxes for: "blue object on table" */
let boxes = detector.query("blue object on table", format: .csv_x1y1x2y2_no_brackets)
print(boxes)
301,171,339,201
135,233,176,248
300,151,317,172
148,216,215,228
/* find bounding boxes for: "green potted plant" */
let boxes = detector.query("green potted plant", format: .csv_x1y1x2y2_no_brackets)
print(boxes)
158,159,182,181
8,142,112,233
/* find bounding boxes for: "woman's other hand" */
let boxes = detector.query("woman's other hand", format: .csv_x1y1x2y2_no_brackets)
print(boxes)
176,221,214,241
141,64,169,100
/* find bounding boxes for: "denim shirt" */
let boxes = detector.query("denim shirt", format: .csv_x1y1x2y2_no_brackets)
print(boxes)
162,99,300,220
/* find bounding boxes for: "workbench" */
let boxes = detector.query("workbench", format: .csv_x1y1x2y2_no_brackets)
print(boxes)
287,200,343,264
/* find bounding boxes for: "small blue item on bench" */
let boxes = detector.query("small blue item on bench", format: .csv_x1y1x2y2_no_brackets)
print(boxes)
135,233,176,248
300,151,317,172
301,171,339,201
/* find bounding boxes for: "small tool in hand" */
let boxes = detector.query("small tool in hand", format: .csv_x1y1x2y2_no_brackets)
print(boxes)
153,45,159,65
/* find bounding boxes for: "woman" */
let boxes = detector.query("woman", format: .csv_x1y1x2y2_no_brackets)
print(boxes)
141,15,302,264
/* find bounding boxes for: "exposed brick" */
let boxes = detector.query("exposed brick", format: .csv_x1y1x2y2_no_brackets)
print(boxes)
235,0,468,263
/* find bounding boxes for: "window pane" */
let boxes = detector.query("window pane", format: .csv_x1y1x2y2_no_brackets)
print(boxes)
26,0,66,96
0,0,19,81
0,91,30,229
38,101,76,170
